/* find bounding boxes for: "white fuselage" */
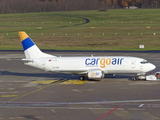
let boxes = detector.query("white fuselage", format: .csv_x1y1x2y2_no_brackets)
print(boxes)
23,56,155,75
19,31,156,80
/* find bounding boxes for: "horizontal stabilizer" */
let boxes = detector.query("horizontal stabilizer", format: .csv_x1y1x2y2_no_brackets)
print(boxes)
22,58,33,62
7,58,33,62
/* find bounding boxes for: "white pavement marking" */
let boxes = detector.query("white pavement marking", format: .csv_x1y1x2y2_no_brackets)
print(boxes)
138,104,144,107
72,99,160,104
128,108,145,110
51,110,59,115
72,89,82,93
68,107,124,110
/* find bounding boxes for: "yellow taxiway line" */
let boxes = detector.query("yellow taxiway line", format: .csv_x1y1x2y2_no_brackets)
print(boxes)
0,95,18,97
31,80,88,85
31,80,58,84
60,80,87,84
8,79,87,102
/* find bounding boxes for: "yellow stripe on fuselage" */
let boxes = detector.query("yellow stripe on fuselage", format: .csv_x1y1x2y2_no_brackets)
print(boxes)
18,31,29,41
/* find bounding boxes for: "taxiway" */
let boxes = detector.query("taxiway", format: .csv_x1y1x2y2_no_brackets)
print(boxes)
0,51,160,120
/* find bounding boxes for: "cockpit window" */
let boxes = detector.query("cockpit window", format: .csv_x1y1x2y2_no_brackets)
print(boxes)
140,60,148,64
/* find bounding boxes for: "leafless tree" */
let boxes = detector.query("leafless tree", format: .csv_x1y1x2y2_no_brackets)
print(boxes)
0,0,160,14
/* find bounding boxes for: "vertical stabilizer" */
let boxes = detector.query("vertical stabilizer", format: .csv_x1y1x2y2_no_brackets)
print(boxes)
18,31,55,59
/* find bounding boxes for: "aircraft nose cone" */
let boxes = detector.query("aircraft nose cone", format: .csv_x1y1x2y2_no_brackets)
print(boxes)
143,63,156,72
150,64,156,71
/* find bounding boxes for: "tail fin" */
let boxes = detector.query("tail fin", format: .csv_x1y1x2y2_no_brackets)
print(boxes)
18,31,55,59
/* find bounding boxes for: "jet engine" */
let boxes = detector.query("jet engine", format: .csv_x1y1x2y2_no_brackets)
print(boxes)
88,70,104,79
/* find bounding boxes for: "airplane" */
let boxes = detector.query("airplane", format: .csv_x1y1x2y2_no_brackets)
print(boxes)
18,31,156,80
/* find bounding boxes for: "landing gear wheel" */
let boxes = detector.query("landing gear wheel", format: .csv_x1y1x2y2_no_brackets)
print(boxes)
133,75,146,81
133,76,137,81
79,76,85,80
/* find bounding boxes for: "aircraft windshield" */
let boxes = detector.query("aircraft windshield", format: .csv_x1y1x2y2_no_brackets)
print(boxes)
140,60,148,64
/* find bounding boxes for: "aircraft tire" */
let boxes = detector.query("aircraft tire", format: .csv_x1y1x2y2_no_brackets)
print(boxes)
79,76,85,80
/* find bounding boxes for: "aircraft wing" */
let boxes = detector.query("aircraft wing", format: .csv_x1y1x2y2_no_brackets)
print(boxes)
53,70,88,74
53,68,103,74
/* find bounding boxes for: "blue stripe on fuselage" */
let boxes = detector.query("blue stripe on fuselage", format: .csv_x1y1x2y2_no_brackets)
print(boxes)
21,37,35,51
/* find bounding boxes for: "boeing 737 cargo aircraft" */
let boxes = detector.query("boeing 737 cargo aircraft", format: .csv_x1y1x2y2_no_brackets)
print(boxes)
19,31,156,80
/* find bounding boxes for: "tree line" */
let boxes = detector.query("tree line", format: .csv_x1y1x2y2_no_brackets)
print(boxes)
0,0,159,14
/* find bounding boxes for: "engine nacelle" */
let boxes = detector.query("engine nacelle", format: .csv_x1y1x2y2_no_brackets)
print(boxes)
88,70,104,79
